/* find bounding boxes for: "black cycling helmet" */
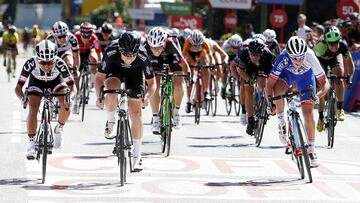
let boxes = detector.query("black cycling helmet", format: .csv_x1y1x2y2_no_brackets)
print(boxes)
248,38,265,55
118,32,141,55
101,23,113,34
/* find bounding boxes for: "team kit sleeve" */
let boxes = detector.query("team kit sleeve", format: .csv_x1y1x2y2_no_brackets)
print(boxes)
269,52,288,80
307,49,326,81
17,58,36,86
69,34,79,52
57,59,74,86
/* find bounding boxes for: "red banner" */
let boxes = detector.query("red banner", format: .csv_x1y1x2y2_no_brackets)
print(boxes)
224,12,238,30
170,16,203,29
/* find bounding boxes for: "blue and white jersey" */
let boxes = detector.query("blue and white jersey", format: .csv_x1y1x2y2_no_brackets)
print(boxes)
269,49,326,81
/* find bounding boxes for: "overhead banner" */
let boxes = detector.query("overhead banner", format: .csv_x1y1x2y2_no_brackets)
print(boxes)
161,2,192,16
128,8,155,20
170,16,202,29
255,0,304,5
209,0,252,10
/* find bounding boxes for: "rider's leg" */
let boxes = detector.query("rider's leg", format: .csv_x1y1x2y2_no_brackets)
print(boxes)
27,94,41,138
11,49,17,75
128,99,144,164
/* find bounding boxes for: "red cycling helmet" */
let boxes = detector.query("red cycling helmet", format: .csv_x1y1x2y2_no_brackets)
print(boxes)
80,21,93,38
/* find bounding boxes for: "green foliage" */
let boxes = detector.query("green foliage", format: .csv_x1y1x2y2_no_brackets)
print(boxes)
89,0,130,27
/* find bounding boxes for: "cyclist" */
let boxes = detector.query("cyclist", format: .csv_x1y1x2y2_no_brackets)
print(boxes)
314,26,354,132
145,27,190,133
182,29,214,113
207,37,229,99
263,29,281,56
14,40,75,159
178,28,192,48
231,38,275,135
95,32,156,168
221,34,247,124
266,36,329,167
95,23,115,52
31,24,41,48
2,25,19,77
74,21,102,87
47,21,80,113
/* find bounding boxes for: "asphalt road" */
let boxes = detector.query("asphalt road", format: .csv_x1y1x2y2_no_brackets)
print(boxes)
1,49,360,203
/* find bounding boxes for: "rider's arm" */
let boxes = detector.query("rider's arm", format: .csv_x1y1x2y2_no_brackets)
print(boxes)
203,41,215,65
143,60,156,102
14,58,36,99
70,34,81,69
229,60,239,80
306,49,329,98
95,72,106,98
340,41,355,78
214,43,229,64
182,39,195,65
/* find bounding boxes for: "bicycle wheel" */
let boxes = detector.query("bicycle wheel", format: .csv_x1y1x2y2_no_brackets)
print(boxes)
327,93,336,149
117,119,126,186
81,74,88,122
194,80,201,125
6,54,12,82
225,78,233,116
296,118,313,183
210,75,218,117
125,119,133,172
160,97,167,154
234,79,241,116
255,98,267,147
287,118,305,180
205,78,211,116
41,108,49,184
164,99,173,157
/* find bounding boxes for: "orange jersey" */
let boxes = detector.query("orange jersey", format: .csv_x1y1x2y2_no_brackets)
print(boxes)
182,38,213,65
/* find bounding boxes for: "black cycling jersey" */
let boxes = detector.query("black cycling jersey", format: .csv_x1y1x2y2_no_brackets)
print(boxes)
95,31,116,52
266,39,281,56
234,47,275,80
98,40,154,98
144,37,185,72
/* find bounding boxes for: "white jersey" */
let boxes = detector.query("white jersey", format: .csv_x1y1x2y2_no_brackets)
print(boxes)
47,32,79,55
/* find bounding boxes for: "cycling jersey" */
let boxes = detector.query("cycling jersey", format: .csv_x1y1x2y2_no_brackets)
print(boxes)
74,31,102,54
314,39,351,60
47,32,79,58
269,49,326,104
234,47,275,80
266,39,281,56
144,37,185,72
95,31,115,52
207,38,227,64
182,37,212,65
2,31,18,45
221,40,238,61
98,40,154,98
17,56,74,92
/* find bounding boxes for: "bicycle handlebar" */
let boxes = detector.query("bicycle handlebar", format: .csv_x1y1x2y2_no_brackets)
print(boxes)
23,88,70,109
269,87,314,102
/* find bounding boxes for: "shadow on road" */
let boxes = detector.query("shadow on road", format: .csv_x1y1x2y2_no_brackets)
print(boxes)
83,142,113,146
0,178,34,185
205,178,303,187
188,143,252,148
186,135,244,140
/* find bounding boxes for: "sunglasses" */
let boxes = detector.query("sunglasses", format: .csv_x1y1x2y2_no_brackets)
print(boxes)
150,46,164,51
39,60,55,66
249,51,261,57
230,45,238,49
328,42,339,46
121,52,137,58
290,55,305,61
81,33,91,39
57,35,66,39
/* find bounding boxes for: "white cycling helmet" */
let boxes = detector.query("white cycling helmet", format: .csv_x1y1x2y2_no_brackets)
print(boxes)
183,28,192,38
52,21,69,36
286,36,307,57
263,29,276,42
147,27,168,48
189,29,204,46
36,40,57,62
228,34,243,47
171,28,180,37
252,33,266,44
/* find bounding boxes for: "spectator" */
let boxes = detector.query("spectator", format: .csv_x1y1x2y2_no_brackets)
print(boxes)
243,24,255,41
347,12,360,48
296,14,312,41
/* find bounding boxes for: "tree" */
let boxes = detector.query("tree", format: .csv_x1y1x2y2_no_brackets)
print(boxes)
89,0,130,27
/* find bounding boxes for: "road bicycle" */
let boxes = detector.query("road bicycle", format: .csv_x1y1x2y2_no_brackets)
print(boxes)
205,65,219,117
77,60,98,121
156,64,188,157
270,87,314,183
23,88,70,184
323,67,351,149
99,87,136,186
190,60,212,125
224,73,241,116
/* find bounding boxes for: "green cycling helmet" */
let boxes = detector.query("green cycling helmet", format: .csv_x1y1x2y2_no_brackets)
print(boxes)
325,26,341,43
